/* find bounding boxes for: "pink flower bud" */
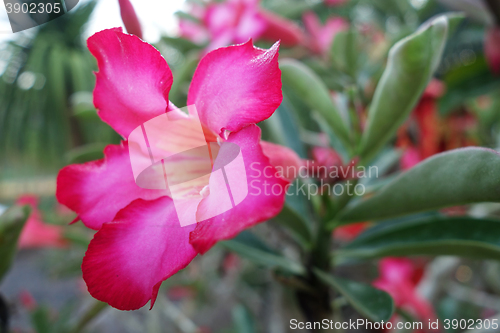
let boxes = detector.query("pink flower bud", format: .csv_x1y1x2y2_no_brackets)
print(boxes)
118,0,143,39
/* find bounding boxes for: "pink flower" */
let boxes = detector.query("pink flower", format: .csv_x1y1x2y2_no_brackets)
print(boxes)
56,28,300,310
16,195,67,249
308,146,343,182
118,0,143,39
485,26,500,75
180,0,303,52
303,11,348,54
374,258,437,331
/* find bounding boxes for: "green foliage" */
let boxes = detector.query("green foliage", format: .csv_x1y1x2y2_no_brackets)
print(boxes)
339,148,500,223
280,58,352,150
338,216,500,259
221,231,306,275
0,1,112,165
0,205,30,281
357,14,451,163
314,269,394,322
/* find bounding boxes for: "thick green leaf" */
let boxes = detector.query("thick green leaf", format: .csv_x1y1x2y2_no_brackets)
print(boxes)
221,231,305,275
357,14,451,163
339,148,500,223
314,269,394,322
271,203,312,249
0,205,30,281
280,59,351,149
330,29,361,77
338,216,500,260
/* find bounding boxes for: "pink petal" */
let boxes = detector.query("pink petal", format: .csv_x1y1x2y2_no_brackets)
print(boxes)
260,141,303,182
118,0,143,39
374,258,437,323
82,197,197,310
259,9,304,46
234,9,267,44
303,12,347,54
16,195,67,249
189,125,288,253
56,142,167,230
422,79,445,99
188,40,282,137
179,19,209,44
88,28,173,137
400,146,421,170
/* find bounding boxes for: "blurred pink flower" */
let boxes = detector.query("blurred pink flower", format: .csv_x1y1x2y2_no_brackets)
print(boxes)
118,0,143,39
57,28,300,310
303,11,348,54
19,290,37,311
374,258,437,331
180,0,304,52
485,26,500,75
16,195,67,249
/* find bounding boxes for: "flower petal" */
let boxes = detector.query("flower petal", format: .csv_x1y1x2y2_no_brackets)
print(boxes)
190,125,288,253
188,40,282,137
82,197,197,310
56,142,167,230
260,141,303,182
259,9,304,46
88,28,173,137
16,195,67,249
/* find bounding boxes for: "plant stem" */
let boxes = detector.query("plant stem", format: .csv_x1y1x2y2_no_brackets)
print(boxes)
69,300,108,333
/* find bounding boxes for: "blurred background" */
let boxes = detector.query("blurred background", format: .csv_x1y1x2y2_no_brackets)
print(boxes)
1,0,500,332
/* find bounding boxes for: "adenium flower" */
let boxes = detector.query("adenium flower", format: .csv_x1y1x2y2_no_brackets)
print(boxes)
374,258,437,332
57,28,301,310
303,11,348,54
484,26,500,75
118,0,143,39
179,0,304,52
16,195,67,249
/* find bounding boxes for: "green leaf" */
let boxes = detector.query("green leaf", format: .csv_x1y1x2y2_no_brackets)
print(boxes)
357,14,452,163
330,28,361,77
339,148,500,223
271,203,312,249
314,269,394,322
280,59,351,149
31,306,52,333
232,304,256,333
338,216,500,260
221,231,305,275
0,205,31,281
65,143,106,164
